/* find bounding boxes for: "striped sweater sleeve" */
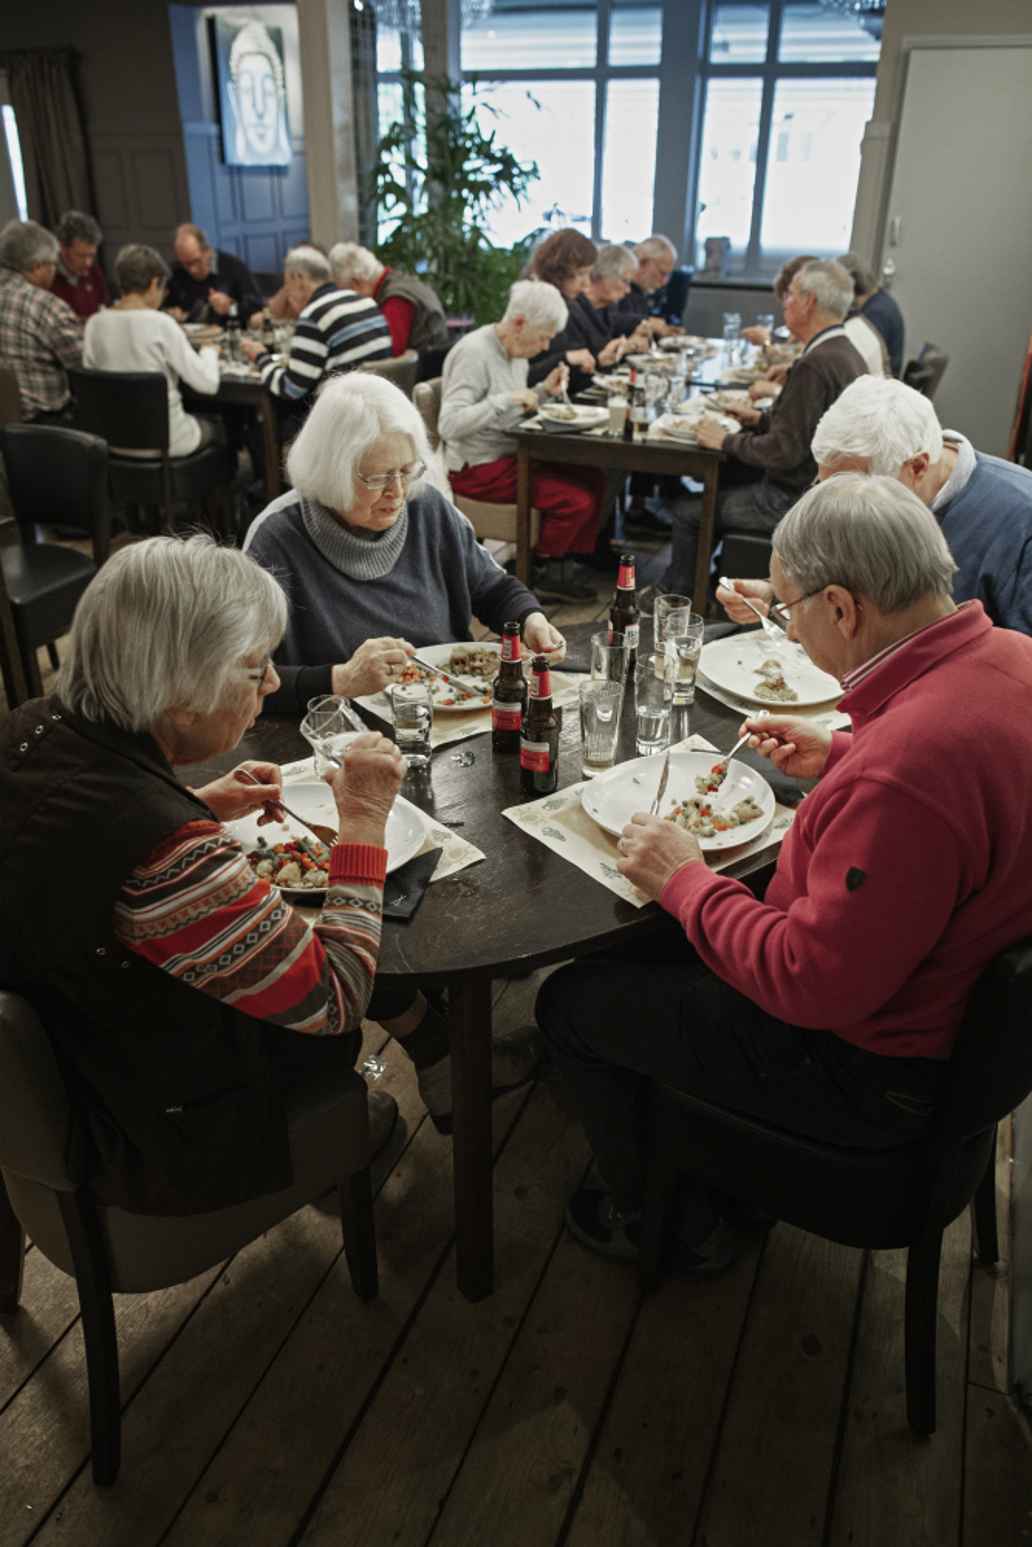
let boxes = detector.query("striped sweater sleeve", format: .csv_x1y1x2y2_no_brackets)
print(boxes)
113,819,387,1036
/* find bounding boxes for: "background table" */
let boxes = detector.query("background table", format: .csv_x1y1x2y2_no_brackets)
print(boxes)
182,374,282,501
182,621,791,1300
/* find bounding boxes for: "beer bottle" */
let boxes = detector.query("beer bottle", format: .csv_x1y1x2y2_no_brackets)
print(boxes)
608,552,640,672
520,655,560,796
491,621,527,754
226,302,242,363
262,311,277,352
622,367,636,443
631,370,650,442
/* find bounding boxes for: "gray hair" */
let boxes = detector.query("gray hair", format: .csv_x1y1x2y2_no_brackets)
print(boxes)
285,371,433,514
773,474,957,613
794,260,854,322
57,535,288,733
56,210,102,248
592,244,638,283
812,377,944,478
838,251,877,298
328,241,382,287
502,278,568,332
284,244,331,283
636,234,677,261
0,219,59,275
114,243,170,297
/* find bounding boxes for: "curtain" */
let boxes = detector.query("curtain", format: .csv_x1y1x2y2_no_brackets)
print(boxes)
0,49,93,226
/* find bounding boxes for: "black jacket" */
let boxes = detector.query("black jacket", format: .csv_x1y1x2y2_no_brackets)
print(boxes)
164,248,265,326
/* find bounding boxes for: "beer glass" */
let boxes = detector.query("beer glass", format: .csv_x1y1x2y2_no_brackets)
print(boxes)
590,630,629,686
388,682,433,766
653,593,692,647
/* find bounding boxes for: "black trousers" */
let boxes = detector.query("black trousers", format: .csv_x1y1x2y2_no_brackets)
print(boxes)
536,921,945,1217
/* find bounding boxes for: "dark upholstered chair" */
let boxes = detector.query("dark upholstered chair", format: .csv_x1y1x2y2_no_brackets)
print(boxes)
903,343,950,401
0,425,109,705
717,531,774,582
0,992,378,1486
69,367,233,537
357,348,419,400
0,366,22,427
639,939,1032,1436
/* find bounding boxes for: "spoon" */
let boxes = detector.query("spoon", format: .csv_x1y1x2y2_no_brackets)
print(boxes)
235,767,337,849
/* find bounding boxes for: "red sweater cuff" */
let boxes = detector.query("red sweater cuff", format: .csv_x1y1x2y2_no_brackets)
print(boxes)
329,843,388,885
659,859,721,918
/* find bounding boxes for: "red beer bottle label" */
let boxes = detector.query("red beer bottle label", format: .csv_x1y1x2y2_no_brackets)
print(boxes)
519,739,552,773
500,633,521,664
617,561,635,590
528,666,552,699
492,700,522,731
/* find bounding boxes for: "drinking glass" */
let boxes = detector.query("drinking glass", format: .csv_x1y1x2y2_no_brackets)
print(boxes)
653,593,692,647
388,681,433,766
590,629,629,685
634,654,672,756
722,311,741,354
300,694,360,774
665,614,706,706
754,312,775,336
608,396,628,435
579,679,624,778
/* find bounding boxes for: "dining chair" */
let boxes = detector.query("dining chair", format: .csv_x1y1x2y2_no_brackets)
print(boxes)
0,989,378,1486
413,377,542,567
903,343,950,401
638,937,1032,1435
0,425,109,705
0,366,22,427
357,349,420,401
69,367,234,538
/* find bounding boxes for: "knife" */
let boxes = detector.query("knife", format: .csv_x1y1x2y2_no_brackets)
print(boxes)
649,748,671,816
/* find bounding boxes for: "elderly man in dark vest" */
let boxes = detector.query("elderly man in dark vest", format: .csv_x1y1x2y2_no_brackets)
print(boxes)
329,242,451,380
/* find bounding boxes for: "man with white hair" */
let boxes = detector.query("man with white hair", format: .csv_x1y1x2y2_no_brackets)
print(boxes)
240,244,391,418
614,234,679,333
721,376,1032,634
328,242,449,369
440,279,605,601
0,219,83,422
537,474,1032,1266
648,259,867,605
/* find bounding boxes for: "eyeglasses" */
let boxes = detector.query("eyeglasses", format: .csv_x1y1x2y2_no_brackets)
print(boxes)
769,588,826,628
355,461,426,493
243,657,274,685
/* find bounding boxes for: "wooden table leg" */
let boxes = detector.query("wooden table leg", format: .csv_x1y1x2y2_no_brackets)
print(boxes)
515,448,532,585
694,461,720,616
448,975,495,1301
258,396,282,499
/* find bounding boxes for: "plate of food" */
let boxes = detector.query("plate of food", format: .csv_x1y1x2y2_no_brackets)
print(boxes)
227,781,427,897
718,365,767,386
699,632,841,708
652,408,740,444
580,750,775,853
625,352,679,372
536,404,609,432
591,372,631,393
707,388,752,413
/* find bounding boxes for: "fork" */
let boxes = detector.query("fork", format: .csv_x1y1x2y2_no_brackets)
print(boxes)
649,748,671,816
236,767,337,848
718,575,785,646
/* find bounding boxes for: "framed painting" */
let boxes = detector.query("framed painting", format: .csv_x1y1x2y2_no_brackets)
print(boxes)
212,14,292,168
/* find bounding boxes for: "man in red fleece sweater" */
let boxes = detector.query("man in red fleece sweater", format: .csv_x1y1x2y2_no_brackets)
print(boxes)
537,473,1032,1269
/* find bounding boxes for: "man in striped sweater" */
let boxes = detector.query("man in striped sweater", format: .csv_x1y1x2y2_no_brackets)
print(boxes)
242,244,391,428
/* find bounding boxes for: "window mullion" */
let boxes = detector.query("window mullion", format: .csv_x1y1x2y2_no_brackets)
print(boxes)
592,0,612,239
745,0,781,273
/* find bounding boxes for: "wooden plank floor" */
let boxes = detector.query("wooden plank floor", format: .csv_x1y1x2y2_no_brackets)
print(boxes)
4,549,1032,1544
2,981,1031,1547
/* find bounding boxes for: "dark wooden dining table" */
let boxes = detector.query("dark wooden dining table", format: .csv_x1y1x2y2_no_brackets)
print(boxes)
182,372,283,502
180,620,790,1301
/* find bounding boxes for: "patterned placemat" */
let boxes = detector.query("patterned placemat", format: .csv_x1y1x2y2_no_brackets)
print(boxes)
502,733,795,909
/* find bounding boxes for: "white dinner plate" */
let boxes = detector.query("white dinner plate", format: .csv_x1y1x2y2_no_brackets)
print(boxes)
651,409,740,445
227,781,427,897
625,352,679,371
580,751,775,853
404,641,497,712
536,404,609,432
700,632,841,709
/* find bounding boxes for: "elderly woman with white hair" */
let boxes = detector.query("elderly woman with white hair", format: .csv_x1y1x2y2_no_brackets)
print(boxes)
720,374,1032,635
537,474,1032,1267
441,278,606,602
0,535,407,1213
244,370,561,710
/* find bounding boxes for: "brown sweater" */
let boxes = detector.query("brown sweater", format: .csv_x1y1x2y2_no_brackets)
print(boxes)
723,328,867,499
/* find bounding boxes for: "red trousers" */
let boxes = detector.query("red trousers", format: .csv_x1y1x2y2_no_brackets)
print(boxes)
448,455,604,559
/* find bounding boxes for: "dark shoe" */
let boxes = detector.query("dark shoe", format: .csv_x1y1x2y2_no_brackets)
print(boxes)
565,1186,642,1263
418,1023,539,1135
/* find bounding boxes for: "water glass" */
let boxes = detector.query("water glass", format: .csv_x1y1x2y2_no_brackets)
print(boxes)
722,311,742,351
300,694,357,774
579,679,624,778
653,592,693,645
665,617,706,706
388,681,433,766
634,654,672,756
754,312,775,336
590,629,630,685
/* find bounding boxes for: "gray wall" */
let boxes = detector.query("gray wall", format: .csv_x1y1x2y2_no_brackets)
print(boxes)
0,0,191,260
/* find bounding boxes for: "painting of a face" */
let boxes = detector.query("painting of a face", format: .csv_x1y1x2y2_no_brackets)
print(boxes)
215,16,291,168
231,50,279,156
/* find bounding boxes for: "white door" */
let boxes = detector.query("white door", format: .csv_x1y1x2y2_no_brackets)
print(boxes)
883,44,1032,455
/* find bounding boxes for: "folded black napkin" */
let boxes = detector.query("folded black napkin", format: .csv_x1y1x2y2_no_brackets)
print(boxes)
382,847,443,921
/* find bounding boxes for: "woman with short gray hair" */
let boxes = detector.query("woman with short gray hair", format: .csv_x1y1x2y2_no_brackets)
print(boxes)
0,533,407,1212
553,243,651,372
83,241,222,456
245,369,563,707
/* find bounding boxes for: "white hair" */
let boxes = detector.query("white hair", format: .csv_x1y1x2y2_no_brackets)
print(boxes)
812,376,945,477
773,474,957,613
502,279,568,332
57,535,288,733
285,372,434,514
328,242,382,287
636,234,677,261
592,245,638,283
284,245,330,283
794,260,854,322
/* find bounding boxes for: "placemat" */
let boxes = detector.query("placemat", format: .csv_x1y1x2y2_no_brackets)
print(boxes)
502,733,796,909
354,670,592,750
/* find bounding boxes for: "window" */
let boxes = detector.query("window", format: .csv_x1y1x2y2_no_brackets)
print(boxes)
601,78,660,238
462,6,598,70
696,0,879,277
466,80,596,246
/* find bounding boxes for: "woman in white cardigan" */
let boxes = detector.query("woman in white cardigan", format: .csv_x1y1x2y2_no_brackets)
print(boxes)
83,244,222,456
